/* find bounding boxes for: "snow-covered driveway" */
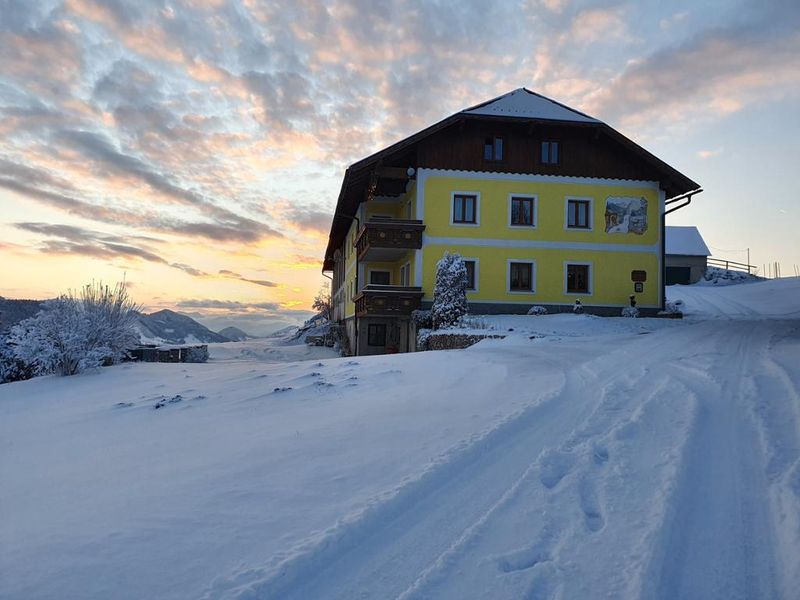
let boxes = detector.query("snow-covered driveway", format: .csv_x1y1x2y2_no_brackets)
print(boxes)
1,279,798,599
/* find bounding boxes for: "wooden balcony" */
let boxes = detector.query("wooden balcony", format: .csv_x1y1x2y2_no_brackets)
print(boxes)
354,285,424,317
354,219,425,262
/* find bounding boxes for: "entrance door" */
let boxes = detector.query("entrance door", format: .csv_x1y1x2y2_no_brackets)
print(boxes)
666,266,691,285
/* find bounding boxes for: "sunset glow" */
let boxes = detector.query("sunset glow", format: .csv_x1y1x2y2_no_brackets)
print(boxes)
2,0,798,334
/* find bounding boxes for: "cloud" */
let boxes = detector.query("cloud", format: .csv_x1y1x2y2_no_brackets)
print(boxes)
12,221,209,277
697,148,723,159
175,299,281,311
217,269,278,288
586,6,800,134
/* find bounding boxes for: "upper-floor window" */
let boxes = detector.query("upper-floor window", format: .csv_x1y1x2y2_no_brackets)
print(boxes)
452,193,478,225
566,198,592,229
464,260,477,291
541,141,559,165
510,195,536,227
484,137,504,161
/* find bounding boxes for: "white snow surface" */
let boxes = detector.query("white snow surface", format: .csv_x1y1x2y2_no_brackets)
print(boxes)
2,278,799,599
665,225,711,256
462,88,600,123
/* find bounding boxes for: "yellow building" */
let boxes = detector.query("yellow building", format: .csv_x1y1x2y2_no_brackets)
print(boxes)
322,89,700,355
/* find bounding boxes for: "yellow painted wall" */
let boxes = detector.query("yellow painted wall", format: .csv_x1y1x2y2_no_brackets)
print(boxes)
422,175,659,246
423,245,659,306
420,173,662,307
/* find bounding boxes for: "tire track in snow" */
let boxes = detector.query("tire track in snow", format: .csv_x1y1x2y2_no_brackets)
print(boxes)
643,322,780,600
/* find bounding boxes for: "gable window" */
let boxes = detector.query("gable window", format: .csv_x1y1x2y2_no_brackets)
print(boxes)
567,198,591,229
510,196,536,227
367,323,386,346
566,264,590,294
452,193,478,224
369,270,390,285
509,261,534,293
541,141,559,165
484,137,504,161
464,260,477,291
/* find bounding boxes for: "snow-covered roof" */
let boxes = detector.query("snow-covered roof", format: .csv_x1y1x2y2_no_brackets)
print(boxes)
665,226,711,256
461,88,601,123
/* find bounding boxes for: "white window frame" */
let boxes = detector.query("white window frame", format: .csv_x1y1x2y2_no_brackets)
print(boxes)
564,196,594,231
462,257,479,293
508,193,537,229
506,259,536,295
450,191,481,227
368,269,392,286
563,261,593,296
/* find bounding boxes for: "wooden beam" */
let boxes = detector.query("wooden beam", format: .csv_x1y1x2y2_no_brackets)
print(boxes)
375,166,410,180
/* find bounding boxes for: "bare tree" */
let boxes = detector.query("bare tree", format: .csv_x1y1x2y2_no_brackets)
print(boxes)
312,283,332,321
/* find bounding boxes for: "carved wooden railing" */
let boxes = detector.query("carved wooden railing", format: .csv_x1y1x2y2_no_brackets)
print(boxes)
353,285,424,317
354,219,425,261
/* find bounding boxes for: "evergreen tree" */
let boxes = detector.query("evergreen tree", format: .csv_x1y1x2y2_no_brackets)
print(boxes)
431,252,469,329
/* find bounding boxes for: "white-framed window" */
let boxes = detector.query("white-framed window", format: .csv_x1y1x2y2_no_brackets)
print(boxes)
369,269,391,285
564,262,592,295
507,259,536,294
565,196,593,230
450,191,480,226
508,194,537,228
463,258,479,292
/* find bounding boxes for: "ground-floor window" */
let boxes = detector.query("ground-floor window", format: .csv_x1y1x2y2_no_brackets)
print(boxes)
367,323,387,346
566,263,590,294
509,261,534,292
464,259,477,291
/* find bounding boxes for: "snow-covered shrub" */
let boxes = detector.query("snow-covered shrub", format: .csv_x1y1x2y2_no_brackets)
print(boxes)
573,299,584,314
9,282,140,377
431,252,468,329
621,306,639,318
527,306,548,316
416,328,433,350
411,309,432,329
665,299,684,314
184,346,209,363
0,335,34,384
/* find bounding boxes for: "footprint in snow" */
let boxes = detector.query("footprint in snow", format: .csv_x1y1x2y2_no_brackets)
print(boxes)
538,450,575,489
114,402,134,409
579,478,605,533
273,387,292,393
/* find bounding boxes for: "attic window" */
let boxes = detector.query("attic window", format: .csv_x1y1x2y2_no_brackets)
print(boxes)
541,141,559,165
484,137,503,161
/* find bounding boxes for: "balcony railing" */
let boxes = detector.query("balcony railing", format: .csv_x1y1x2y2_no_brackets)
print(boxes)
354,219,425,262
353,285,424,317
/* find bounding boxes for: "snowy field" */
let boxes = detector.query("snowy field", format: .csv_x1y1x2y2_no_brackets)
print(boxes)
1,278,799,599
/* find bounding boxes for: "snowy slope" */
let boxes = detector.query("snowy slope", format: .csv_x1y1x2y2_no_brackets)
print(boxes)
1,279,799,600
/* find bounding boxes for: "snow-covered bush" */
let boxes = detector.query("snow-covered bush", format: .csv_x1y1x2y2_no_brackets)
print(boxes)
573,299,584,314
431,252,468,329
411,309,432,329
9,282,140,377
0,335,34,384
527,306,548,316
665,299,684,314
621,306,639,318
416,328,433,350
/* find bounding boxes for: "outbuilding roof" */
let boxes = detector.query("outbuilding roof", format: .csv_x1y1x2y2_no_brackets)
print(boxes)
665,226,711,256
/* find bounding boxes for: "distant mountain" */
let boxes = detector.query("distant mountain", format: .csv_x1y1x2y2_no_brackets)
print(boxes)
136,309,229,344
267,325,299,338
217,326,252,342
0,297,44,332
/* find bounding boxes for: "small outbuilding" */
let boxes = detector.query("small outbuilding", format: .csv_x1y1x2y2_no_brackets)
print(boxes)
665,226,710,285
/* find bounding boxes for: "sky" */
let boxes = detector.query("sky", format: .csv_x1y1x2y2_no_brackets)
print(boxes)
1,0,798,335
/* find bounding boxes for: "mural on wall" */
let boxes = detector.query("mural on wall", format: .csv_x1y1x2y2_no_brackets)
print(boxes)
605,196,648,234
